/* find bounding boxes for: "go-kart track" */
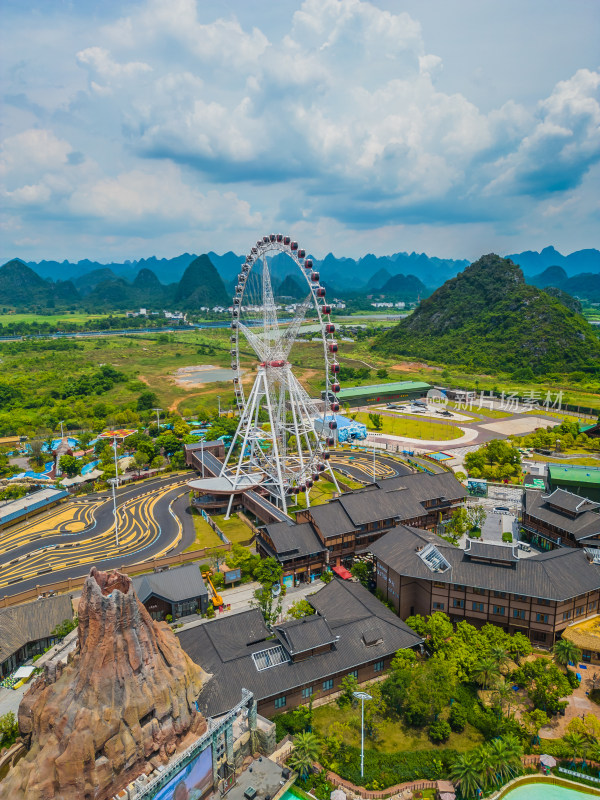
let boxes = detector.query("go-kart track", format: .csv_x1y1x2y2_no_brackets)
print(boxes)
0,473,197,598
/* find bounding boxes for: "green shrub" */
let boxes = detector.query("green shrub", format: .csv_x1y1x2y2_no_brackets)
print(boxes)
205,605,215,619
449,703,467,732
429,719,451,743
502,531,513,543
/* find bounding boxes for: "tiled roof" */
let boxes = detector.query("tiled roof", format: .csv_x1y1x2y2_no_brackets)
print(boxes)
371,525,600,601
0,594,74,664
524,489,600,541
465,541,518,563
179,579,422,717
543,488,600,514
274,615,337,655
132,564,208,604
262,522,326,561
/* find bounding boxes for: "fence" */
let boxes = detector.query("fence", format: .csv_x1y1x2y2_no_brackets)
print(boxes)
199,507,229,544
318,766,437,799
0,542,231,609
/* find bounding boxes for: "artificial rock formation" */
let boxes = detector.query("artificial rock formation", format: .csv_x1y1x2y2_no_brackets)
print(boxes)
0,568,207,800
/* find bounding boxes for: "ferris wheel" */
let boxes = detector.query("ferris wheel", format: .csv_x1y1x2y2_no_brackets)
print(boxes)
221,234,341,516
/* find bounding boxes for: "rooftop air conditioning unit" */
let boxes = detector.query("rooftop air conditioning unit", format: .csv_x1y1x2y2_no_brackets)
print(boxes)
244,788,257,800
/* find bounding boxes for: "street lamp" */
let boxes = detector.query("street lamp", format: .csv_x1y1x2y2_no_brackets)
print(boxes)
217,395,221,417
152,407,162,433
353,690,372,778
112,437,119,486
108,478,119,547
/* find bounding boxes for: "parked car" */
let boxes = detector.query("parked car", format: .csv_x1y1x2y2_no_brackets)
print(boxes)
493,506,511,514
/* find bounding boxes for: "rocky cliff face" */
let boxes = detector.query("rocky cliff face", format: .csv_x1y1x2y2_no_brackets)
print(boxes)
0,568,207,800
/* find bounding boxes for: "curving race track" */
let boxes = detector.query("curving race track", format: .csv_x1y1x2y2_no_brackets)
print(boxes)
0,473,196,597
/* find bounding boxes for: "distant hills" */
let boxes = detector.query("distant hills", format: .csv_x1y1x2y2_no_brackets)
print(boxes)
0,245,597,312
0,256,228,312
378,254,600,375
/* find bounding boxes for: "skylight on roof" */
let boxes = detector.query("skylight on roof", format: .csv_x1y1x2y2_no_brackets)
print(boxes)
251,645,290,671
585,548,600,565
417,542,451,573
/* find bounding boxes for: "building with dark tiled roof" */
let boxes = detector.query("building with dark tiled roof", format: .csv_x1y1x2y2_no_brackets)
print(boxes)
132,564,209,620
257,471,466,585
0,594,74,677
370,525,600,646
178,578,422,717
522,487,600,550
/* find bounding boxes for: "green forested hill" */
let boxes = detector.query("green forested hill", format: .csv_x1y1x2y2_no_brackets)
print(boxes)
378,253,600,375
174,254,229,308
0,259,80,308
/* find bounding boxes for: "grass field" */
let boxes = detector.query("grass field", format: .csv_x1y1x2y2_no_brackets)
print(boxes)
185,507,223,551
354,411,463,441
212,513,253,544
312,702,484,754
0,312,111,326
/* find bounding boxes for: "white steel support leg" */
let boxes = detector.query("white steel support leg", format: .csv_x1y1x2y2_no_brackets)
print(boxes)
263,370,288,515
326,460,341,493
225,374,262,519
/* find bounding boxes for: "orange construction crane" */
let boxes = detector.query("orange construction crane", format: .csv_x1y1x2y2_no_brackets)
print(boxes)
202,571,223,607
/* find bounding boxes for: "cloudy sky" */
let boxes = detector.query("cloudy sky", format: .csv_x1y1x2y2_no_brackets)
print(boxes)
1,0,599,263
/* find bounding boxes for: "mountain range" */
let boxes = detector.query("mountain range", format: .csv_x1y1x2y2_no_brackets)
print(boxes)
18,246,598,298
379,254,600,375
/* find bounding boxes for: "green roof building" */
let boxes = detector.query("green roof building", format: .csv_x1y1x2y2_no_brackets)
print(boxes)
548,464,600,503
323,380,431,407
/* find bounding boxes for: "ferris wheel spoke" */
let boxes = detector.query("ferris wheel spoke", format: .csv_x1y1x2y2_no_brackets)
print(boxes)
237,320,268,361
281,292,312,360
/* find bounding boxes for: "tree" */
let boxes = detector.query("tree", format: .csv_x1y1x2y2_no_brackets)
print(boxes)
521,708,550,744
513,657,573,713
351,561,371,587
29,438,45,468
376,369,389,379
564,731,585,766
287,599,314,619
133,449,149,473
446,507,469,542
368,412,383,431
251,585,282,627
288,731,320,779
553,638,582,672
137,390,158,411
58,454,81,477
450,752,482,800
0,712,19,749
467,504,487,531
449,704,467,732
337,674,359,708
428,719,451,744
253,557,282,587
473,656,501,689
507,632,532,664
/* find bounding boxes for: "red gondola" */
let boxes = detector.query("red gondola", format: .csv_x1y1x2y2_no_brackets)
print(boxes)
328,343,338,353
331,383,340,393
317,463,326,471
263,235,269,243
331,363,340,374
268,359,285,367
277,234,283,242
316,287,326,298
329,420,338,430
326,437,335,446
270,233,276,241
312,473,320,482
311,271,320,282
331,402,340,412
306,479,313,488
322,304,331,314
325,323,335,333
298,249,306,259
284,236,291,245
290,241,298,250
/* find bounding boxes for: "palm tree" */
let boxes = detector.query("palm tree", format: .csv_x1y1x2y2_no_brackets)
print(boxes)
502,734,524,778
474,656,501,689
492,677,514,717
450,752,483,799
487,739,512,786
288,731,320,779
489,644,510,671
553,638,582,672
564,732,585,768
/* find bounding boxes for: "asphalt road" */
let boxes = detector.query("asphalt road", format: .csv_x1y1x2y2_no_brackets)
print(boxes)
0,472,196,597
330,450,413,481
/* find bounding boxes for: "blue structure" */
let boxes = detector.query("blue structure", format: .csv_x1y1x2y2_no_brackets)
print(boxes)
317,414,367,444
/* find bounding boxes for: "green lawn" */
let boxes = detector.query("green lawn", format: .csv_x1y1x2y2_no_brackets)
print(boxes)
185,507,223,551
447,402,512,419
354,412,463,441
0,312,111,326
212,513,254,544
312,702,484,753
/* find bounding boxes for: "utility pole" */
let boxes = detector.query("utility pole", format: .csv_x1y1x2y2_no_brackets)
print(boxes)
113,437,119,485
59,420,64,438
217,396,222,417
353,691,372,778
152,407,162,433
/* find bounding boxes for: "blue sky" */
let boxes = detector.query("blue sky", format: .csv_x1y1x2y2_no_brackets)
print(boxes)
1,0,599,263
